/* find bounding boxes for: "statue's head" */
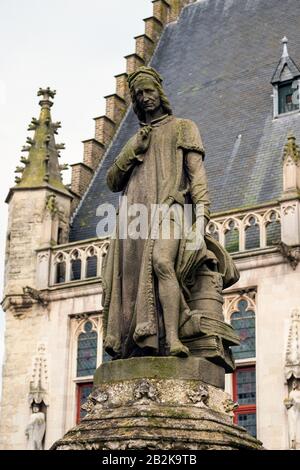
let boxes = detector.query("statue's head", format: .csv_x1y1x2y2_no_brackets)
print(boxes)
128,66,172,121
32,404,40,413
292,379,299,390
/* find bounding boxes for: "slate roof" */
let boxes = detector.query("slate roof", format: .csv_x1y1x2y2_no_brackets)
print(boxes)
70,0,300,242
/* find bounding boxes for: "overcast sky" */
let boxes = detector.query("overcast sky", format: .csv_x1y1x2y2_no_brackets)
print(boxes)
0,0,152,396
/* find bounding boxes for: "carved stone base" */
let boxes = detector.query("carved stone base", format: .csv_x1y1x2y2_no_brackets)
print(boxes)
51,358,263,450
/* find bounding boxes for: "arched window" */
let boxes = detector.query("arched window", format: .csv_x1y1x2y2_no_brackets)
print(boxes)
231,299,256,360
55,253,66,284
245,217,260,250
86,247,98,278
266,212,281,247
207,222,219,242
57,227,64,244
70,250,81,281
224,220,239,253
76,321,98,377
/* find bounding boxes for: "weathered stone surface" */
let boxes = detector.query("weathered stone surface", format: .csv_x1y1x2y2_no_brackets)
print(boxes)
94,357,225,389
52,359,263,450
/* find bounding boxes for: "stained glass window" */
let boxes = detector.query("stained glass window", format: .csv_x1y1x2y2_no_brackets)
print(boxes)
237,412,256,438
236,368,256,405
76,321,98,377
233,367,256,438
231,300,256,360
77,382,93,423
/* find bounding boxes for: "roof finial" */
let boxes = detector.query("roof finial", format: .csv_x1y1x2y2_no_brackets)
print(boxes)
282,36,289,58
37,87,56,109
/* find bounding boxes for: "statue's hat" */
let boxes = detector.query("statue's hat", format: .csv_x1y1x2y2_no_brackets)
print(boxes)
127,66,163,90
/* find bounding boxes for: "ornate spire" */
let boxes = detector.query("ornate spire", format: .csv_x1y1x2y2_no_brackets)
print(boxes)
28,343,49,406
285,309,300,381
282,36,289,58
14,87,70,195
283,132,300,164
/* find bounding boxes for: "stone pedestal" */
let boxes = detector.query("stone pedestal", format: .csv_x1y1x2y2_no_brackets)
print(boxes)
52,357,262,450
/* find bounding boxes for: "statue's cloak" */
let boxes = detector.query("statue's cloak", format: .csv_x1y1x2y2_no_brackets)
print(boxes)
102,115,239,357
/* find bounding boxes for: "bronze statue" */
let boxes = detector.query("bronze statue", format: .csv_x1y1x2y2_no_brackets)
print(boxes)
102,67,239,366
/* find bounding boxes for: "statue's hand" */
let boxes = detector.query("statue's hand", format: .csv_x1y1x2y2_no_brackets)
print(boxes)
134,126,152,156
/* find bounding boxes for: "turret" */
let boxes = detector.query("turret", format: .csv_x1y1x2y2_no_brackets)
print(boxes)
3,88,72,302
280,132,300,247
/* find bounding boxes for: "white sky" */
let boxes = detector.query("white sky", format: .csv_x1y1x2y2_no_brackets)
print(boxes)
0,0,152,396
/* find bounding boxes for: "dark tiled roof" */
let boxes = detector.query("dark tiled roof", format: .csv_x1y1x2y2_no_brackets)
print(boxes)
70,0,300,242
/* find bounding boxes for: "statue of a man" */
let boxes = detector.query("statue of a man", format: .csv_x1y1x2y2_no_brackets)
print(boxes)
285,380,300,449
102,66,238,360
25,403,46,450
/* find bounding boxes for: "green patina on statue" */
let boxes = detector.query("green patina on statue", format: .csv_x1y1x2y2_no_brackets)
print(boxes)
102,66,239,367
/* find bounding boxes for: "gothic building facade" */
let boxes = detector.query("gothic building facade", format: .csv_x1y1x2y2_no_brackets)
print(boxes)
1,0,300,450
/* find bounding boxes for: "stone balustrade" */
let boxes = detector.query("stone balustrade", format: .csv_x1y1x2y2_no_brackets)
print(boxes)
207,205,281,254
36,238,110,288
38,204,281,288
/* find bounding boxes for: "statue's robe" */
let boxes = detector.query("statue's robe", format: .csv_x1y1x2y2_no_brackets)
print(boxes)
25,412,46,450
102,114,239,358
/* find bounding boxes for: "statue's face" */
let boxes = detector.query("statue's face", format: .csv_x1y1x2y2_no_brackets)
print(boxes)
32,406,40,413
134,78,161,115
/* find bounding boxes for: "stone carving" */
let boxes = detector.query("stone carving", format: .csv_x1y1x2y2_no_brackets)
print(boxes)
25,403,46,450
222,398,239,416
284,309,300,449
283,133,300,164
37,252,49,263
187,384,209,407
278,242,300,270
51,63,262,453
89,388,109,404
45,194,59,216
285,309,300,380
81,388,109,413
51,357,263,451
29,343,49,407
1,294,34,317
282,204,296,216
223,291,256,324
133,379,159,402
284,380,300,450
102,66,239,366
23,286,49,308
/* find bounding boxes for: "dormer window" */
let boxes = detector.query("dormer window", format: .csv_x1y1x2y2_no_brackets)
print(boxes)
278,80,299,114
271,37,300,118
